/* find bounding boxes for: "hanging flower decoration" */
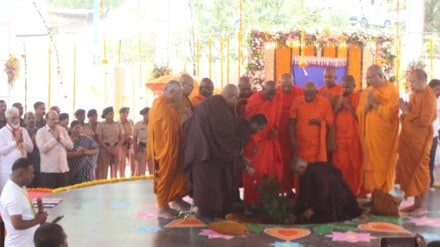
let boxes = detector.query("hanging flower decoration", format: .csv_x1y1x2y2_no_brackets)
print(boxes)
247,30,395,88
4,54,20,85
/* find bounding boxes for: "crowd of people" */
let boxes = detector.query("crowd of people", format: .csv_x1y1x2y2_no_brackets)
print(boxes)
0,100,151,192
148,65,440,224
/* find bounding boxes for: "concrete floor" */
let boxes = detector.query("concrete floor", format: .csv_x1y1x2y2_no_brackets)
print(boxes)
45,180,440,247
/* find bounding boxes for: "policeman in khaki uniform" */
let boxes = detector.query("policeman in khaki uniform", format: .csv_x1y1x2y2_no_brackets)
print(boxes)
133,107,151,176
96,107,123,179
118,107,134,177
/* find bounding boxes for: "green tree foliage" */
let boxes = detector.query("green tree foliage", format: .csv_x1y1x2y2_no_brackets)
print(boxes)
47,0,125,9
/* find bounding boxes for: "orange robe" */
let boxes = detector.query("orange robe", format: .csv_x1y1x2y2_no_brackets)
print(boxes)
278,86,303,192
190,94,206,107
290,95,334,163
147,95,187,207
332,91,363,196
397,88,437,196
177,95,193,111
357,82,399,193
243,91,283,204
319,84,343,107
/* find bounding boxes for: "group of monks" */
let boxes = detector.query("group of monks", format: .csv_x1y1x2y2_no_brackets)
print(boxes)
147,63,439,220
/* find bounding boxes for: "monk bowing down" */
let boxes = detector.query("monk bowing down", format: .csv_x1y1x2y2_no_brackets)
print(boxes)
397,68,437,215
332,75,363,196
243,81,283,208
357,64,399,193
289,82,334,163
147,80,189,218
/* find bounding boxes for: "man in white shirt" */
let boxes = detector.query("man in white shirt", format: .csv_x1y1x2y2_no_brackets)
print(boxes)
0,157,48,247
0,107,34,192
429,79,440,186
35,110,73,188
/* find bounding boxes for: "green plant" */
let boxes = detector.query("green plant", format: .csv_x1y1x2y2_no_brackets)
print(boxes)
256,174,293,224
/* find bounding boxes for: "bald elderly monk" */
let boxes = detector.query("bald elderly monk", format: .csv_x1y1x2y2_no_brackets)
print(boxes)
242,80,283,207
397,68,437,215
290,157,362,224
277,73,303,194
332,75,363,196
177,73,195,124
184,84,246,220
357,64,399,193
289,82,334,163
234,76,254,117
147,80,189,218
190,77,214,107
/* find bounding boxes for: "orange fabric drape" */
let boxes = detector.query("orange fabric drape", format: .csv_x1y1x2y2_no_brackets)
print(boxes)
275,46,292,84
348,44,362,90
337,45,348,59
304,45,315,56
323,44,336,58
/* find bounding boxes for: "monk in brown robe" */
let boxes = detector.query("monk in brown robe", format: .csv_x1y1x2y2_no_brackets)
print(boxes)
184,84,246,220
357,64,399,193
277,73,303,194
291,157,362,224
289,82,334,163
190,78,214,107
332,75,363,196
397,68,437,215
243,81,283,207
177,73,195,124
234,76,253,117
147,80,189,218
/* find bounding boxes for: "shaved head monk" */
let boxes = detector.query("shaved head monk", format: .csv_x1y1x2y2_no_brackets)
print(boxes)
289,82,334,163
332,75,363,196
357,64,399,193
397,68,437,215
319,67,343,106
190,77,214,107
277,73,303,194
234,76,254,117
184,84,247,220
147,80,190,218
177,73,195,124
242,80,283,212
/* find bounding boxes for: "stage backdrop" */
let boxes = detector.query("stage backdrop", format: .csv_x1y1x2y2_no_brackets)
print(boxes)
292,56,347,87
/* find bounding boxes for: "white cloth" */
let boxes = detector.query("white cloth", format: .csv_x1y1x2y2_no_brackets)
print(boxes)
434,141,440,185
0,179,37,247
0,125,33,192
35,125,73,173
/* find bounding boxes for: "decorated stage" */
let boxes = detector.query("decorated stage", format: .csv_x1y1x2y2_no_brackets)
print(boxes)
35,179,440,247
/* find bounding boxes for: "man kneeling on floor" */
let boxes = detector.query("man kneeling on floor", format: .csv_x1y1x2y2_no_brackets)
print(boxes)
290,157,362,224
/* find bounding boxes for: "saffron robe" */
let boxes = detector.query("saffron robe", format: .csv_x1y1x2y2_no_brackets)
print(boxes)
332,91,363,196
147,95,187,207
190,94,206,107
318,84,343,107
397,87,437,196
243,91,283,205
290,95,334,162
357,82,399,193
278,86,303,192
184,95,244,218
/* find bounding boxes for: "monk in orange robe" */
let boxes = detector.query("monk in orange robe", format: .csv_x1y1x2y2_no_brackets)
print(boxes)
397,68,437,215
318,67,343,107
243,81,283,207
357,64,399,193
277,73,303,194
289,82,334,163
332,75,363,196
147,80,189,218
190,77,214,107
